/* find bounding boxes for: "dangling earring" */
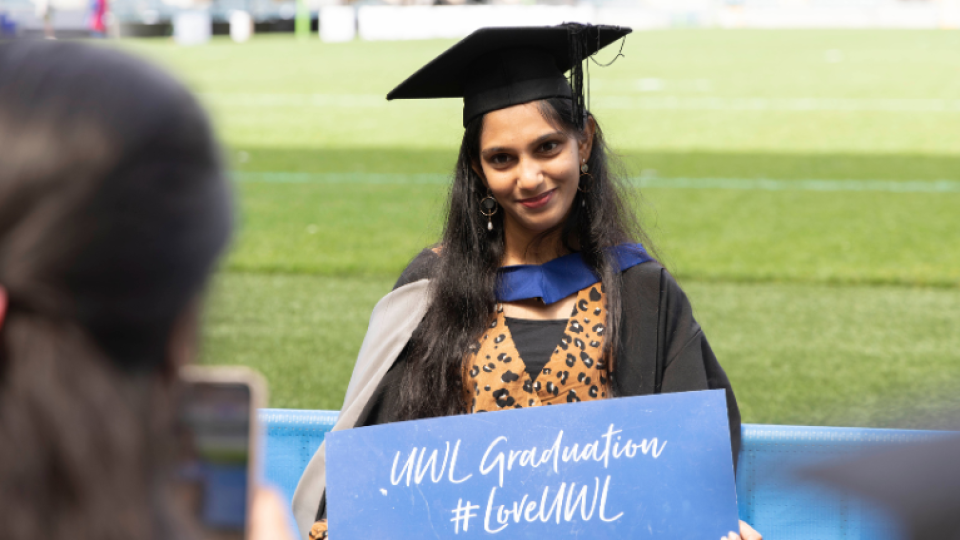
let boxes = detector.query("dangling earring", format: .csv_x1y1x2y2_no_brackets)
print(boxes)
579,158,592,208
480,192,498,231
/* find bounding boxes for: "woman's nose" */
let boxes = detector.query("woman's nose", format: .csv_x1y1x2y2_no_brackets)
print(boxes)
517,156,544,191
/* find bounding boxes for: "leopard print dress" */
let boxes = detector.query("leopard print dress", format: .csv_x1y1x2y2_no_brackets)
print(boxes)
464,283,610,411
308,283,610,540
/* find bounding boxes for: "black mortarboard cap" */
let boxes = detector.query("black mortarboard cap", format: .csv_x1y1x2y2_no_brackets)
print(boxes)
387,23,631,127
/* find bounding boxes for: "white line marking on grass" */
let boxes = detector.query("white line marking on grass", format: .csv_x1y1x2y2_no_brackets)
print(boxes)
233,172,960,192
632,177,960,192
236,172,450,184
200,93,389,108
599,97,960,113
202,93,960,113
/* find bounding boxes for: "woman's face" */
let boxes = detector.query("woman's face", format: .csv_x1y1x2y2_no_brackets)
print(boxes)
475,102,593,237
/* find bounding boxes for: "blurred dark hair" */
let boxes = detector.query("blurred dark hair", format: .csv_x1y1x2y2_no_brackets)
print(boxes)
0,41,231,539
397,97,649,421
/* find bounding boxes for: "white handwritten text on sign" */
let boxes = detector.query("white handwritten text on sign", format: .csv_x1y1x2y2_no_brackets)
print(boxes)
326,390,738,538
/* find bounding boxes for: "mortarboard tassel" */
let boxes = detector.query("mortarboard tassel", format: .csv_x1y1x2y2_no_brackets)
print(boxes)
565,23,628,131
565,23,589,131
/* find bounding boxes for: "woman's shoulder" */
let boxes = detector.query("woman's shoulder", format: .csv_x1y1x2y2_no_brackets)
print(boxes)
620,261,697,331
620,260,686,299
621,260,701,348
392,247,441,290
621,260,662,289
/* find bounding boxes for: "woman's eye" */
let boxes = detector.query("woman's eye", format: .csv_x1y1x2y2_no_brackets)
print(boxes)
539,141,560,153
490,154,512,165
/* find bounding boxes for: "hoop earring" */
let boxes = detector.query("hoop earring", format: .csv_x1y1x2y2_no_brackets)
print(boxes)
480,193,498,231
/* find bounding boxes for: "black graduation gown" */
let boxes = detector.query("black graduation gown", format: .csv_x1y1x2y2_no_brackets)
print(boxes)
316,249,742,521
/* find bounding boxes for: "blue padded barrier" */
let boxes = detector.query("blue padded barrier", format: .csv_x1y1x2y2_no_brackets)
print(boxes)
259,409,947,538
736,424,945,540
259,408,338,503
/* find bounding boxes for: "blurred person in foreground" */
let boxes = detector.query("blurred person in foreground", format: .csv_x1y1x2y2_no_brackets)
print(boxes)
810,435,960,540
0,41,293,540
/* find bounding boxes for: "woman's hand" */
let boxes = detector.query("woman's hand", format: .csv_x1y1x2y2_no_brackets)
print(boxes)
724,520,763,540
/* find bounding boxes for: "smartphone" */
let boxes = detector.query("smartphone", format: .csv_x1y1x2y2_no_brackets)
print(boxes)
176,366,267,540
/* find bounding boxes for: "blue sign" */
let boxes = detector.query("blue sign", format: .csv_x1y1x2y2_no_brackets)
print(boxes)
326,390,738,539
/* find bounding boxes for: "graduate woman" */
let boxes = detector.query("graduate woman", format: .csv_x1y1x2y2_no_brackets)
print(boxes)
293,24,760,540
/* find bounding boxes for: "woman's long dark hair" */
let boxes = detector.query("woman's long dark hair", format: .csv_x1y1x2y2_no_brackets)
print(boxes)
398,98,648,420
0,42,231,540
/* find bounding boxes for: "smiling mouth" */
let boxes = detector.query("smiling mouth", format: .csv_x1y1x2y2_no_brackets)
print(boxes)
518,189,556,209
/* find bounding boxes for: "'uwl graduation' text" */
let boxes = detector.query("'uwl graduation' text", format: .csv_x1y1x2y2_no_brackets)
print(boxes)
386,423,668,535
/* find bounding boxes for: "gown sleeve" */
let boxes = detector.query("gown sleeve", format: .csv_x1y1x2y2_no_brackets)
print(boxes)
311,251,436,526
355,345,409,426
653,266,742,473
312,354,409,526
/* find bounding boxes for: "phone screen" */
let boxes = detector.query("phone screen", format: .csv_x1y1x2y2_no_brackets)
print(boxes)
176,382,252,540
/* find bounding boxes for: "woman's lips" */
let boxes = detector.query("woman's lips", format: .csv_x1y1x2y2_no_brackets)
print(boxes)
518,189,556,209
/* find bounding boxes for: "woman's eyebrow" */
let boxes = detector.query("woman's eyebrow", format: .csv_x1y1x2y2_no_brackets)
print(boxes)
530,131,566,147
481,146,512,157
481,131,566,156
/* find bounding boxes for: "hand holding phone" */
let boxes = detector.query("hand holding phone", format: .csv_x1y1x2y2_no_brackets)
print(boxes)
177,366,266,540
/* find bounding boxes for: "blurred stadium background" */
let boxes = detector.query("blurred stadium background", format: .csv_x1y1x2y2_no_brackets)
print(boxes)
2,0,957,428
4,0,960,38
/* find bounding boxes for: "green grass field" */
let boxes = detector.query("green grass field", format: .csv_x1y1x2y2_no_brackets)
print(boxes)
116,31,959,427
